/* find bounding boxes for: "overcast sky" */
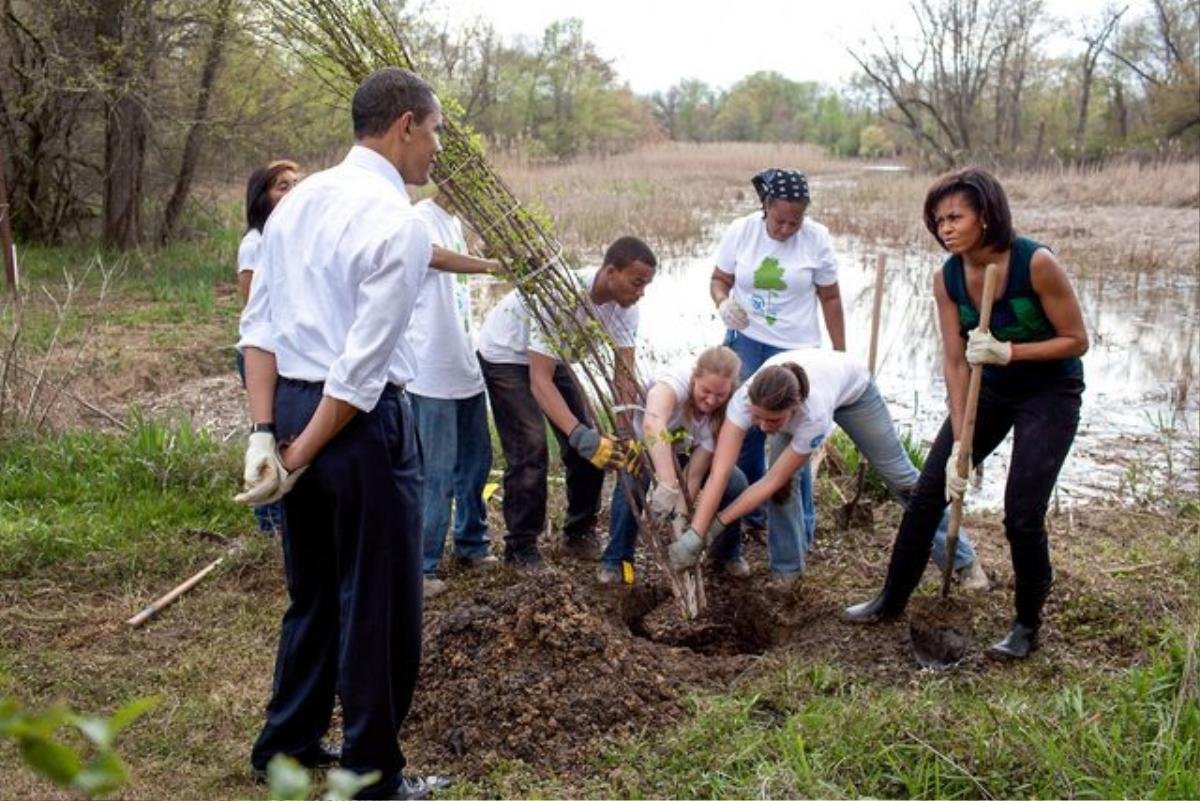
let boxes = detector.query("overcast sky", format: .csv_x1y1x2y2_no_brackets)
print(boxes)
426,0,1138,94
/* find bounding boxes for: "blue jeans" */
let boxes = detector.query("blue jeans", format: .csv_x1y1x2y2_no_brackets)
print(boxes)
766,380,977,575
410,392,492,575
603,465,749,568
723,330,813,532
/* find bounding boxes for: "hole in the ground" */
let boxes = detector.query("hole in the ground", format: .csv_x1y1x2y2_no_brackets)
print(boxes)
619,583,777,656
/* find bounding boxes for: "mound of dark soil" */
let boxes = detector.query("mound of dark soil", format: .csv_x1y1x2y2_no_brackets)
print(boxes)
405,570,744,775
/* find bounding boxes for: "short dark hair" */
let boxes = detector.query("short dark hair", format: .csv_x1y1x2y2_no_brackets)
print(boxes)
603,236,657,270
923,167,1015,251
351,67,437,139
245,159,299,233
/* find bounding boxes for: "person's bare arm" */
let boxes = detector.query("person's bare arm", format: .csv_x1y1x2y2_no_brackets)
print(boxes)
529,351,579,435
1014,249,1089,361
817,282,846,351
238,271,254,305
643,383,682,485
684,447,713,500
244,346,278,426
280,396,358,471
716,447,808,524
934,270,970,439
710,267,734,306
430,246,499,275
689,422,745,533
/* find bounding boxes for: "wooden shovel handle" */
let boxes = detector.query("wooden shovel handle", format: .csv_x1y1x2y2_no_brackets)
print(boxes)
867,253,886,375
940,263,998,597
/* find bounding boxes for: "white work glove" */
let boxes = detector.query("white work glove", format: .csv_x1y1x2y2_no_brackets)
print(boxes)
234,433,308,505
668,529,706,572
966,329,1012,365
718,297,750,330
647,483,683,521
944,441,972,503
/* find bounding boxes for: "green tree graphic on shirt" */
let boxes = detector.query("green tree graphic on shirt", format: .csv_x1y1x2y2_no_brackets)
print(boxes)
753,257,788,325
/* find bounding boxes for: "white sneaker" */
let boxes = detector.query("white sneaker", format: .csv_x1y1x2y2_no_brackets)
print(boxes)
596,566,621,585
955,560,990,591
423,576,447,599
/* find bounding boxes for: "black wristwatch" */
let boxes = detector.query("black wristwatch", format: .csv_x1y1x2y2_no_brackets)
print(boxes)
250,422,276,435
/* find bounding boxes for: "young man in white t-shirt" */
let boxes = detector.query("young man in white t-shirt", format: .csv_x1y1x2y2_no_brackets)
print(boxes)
407,192,499,598
476,236,657,567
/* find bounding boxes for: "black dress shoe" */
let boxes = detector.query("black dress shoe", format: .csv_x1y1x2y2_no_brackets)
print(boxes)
987,622,1039,659
251,745,341,782
363,774,454,800
842,592,903,624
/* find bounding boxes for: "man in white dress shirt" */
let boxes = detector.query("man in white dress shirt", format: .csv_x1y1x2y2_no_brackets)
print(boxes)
236,67,450,800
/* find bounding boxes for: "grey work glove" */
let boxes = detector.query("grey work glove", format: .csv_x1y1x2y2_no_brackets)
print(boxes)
668,516,727,572
568,423,626,470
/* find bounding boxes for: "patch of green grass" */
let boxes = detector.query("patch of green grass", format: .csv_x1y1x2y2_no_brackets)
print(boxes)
0,417,246,580
550,635,1200,799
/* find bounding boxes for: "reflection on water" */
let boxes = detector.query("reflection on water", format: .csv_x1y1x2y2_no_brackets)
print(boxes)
472,233,1200,507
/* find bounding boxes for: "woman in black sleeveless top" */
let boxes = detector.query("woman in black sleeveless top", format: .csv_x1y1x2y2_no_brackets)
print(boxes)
843,167,1089,660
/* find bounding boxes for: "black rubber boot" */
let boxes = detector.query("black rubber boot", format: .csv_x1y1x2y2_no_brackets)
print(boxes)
842,592,903,623
843,540,929,624
987,622,1040,659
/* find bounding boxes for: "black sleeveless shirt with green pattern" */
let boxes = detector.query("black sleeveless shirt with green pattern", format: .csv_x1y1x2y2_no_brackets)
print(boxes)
942,236,1084,392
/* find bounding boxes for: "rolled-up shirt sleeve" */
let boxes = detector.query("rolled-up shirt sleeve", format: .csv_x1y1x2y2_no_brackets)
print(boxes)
237,263,274,354
324,216,432,411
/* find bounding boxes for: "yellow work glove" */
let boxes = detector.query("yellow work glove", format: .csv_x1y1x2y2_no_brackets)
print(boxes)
568,424,627,471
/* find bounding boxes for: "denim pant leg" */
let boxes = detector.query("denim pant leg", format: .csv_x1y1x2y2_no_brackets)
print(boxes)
765,434,809,575
724,331,788,529
411,394,456,575
451,392,492,559
833,381,976,570
709,466,748,562
602,472,646,568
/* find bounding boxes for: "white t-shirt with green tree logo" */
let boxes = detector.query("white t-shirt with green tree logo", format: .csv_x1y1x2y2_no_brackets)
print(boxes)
715,211,839,348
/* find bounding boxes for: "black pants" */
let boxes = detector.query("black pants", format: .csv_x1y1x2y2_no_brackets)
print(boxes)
250,379,423,795
880,377,1083,628
477,354,603,553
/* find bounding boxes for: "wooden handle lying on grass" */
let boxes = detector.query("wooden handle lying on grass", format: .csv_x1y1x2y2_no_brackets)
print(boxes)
126,557,224,628
940,263,998,598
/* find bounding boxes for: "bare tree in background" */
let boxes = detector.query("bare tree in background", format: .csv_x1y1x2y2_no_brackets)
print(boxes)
1075,6,1126,158
848,0,1026,167
96,0,156,249
158,0,234,243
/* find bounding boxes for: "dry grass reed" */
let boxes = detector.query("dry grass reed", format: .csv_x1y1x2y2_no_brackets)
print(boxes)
492,142,846,256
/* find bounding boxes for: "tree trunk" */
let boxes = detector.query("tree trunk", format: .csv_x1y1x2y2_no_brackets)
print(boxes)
98,0,154,250
158,0,233,244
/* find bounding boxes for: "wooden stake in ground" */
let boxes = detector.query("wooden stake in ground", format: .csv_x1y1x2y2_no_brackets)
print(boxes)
126,557,224,628
840,253,887,528
940,263,998,598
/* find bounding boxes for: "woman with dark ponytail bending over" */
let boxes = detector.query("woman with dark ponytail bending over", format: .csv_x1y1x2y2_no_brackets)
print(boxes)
843,167,1088,660
668,348,982,588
